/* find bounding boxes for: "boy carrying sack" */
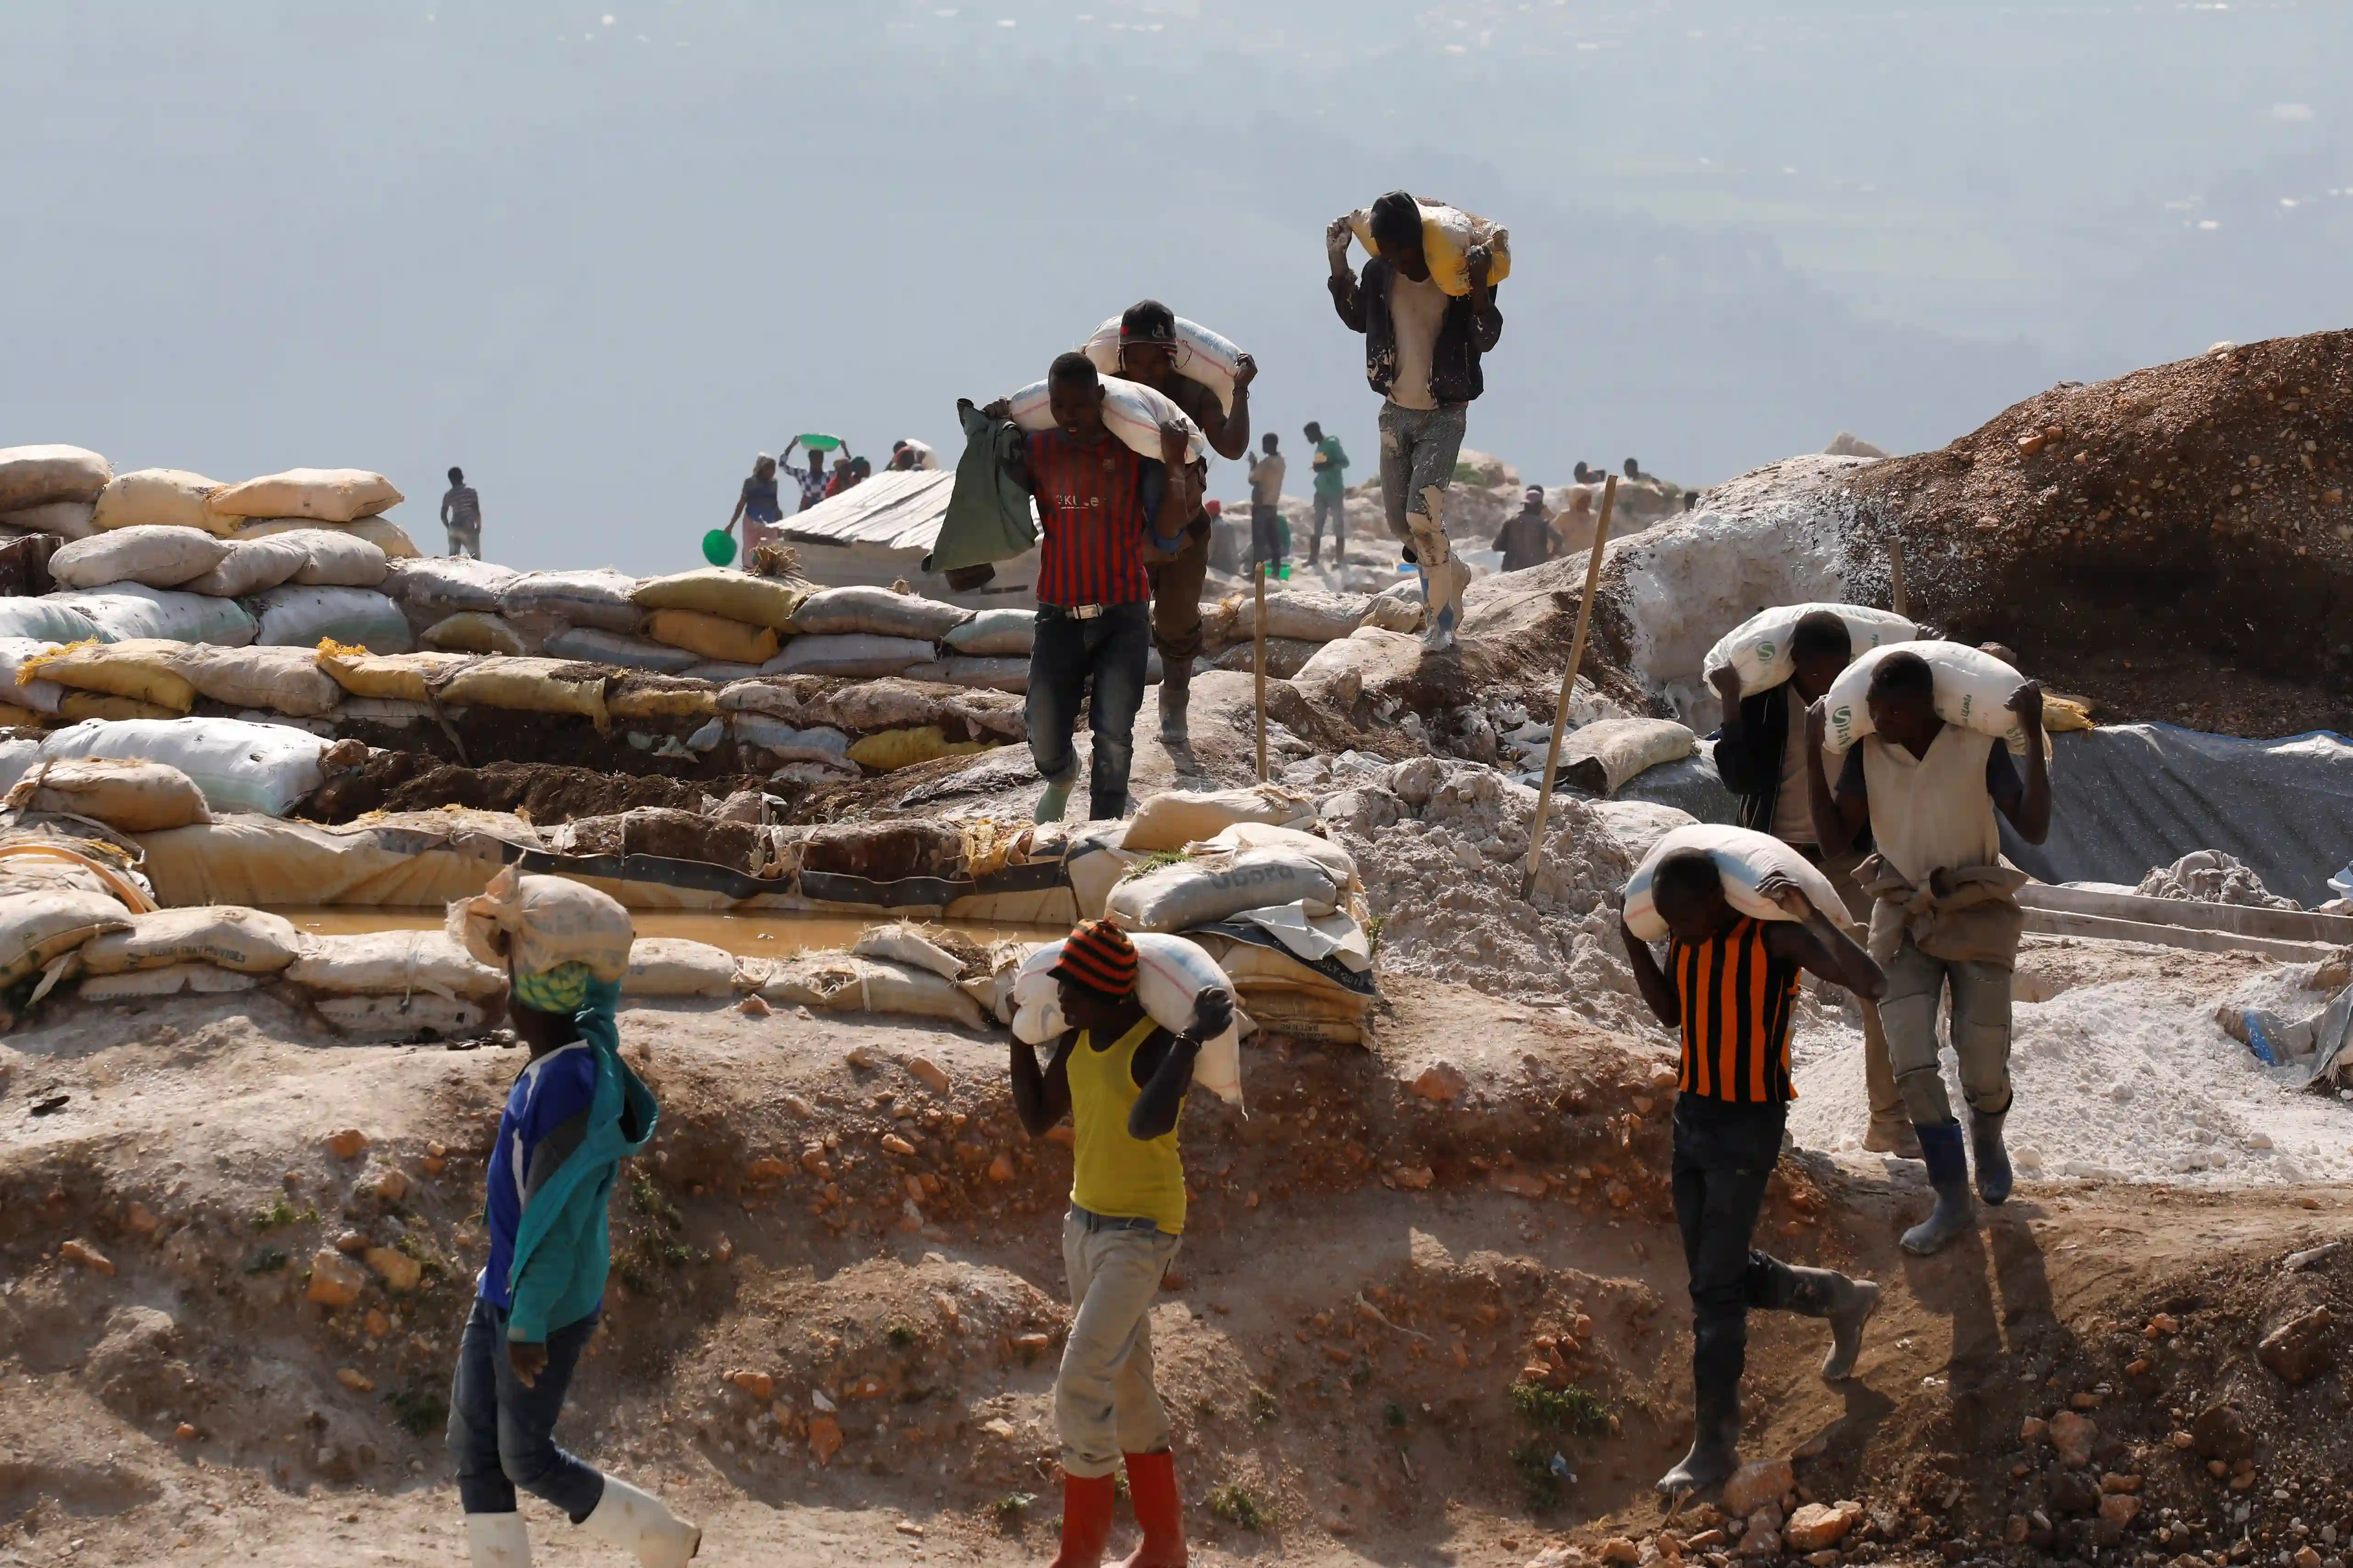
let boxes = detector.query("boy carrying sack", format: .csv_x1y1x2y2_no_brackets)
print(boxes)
444,868,703,1568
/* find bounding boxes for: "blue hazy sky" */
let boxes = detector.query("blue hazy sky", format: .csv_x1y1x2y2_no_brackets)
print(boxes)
4,1,2346,570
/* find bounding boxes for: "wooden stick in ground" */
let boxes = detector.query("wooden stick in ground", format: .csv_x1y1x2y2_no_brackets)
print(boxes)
1888,534,1909,618
1520,475,1618,901
1254,560,1269,782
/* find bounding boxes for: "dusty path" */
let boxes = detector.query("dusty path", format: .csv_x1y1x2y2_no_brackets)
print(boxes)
5,982,2348,1567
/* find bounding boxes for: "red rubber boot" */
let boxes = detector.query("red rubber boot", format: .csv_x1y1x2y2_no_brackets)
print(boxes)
1050,1471,1118,1568
1117,1449,1189,1568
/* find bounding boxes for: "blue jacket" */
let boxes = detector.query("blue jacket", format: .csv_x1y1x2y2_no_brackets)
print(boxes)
478,978,658,1342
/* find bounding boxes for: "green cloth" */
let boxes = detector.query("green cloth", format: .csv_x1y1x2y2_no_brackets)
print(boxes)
1311,435,1350,498
512,961,593,1015
924,398,1040,574
504,977,658,1342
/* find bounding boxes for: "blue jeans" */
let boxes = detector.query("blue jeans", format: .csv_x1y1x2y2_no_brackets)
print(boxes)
447,1297,606,1520
1026,601,1149,820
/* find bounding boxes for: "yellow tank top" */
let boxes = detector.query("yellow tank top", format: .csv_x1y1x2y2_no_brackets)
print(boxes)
1067,1016,1186,1235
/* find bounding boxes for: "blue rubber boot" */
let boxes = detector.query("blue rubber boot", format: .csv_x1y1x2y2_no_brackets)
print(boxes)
1901,1120,1976,1255
1971,1106,2014,1206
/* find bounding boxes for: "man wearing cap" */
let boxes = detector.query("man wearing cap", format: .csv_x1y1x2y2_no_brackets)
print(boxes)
1011,919,1236,1568
445,869,703,1568
1111,299,1257,755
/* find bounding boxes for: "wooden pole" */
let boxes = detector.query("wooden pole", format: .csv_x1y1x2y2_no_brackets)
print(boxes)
1888,535,1909,619
1253,560,1269,782
1520,475,1617,900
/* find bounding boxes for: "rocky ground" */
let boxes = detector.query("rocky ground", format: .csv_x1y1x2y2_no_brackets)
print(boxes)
2,974,2347,1568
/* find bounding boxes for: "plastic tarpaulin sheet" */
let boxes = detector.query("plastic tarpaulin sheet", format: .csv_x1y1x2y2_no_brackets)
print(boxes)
1999,723,2353,908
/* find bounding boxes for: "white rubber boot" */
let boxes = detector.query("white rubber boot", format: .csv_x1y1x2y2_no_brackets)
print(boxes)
466,1511,532,1568
579,1475,702,1568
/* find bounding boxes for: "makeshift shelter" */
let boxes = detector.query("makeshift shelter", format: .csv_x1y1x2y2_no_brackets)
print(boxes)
776,471,1040,609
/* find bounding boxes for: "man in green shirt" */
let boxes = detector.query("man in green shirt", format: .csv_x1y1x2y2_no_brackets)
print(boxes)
1303,420,1349,566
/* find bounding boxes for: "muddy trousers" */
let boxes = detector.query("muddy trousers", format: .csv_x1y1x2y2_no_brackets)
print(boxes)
1672,1097,1803,1421
1878,938,2014,1125
1056,1208,1183,1479
448,1299,606,1521
1027,602,1150,820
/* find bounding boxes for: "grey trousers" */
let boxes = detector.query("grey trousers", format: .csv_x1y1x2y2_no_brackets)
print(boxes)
1376,400,1467,543
1878,938,2014,1124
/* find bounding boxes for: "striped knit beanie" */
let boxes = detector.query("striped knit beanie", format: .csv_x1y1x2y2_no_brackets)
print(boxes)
1052,919,1138,997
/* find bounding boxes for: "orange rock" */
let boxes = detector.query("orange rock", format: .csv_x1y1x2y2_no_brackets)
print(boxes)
1490,1170,1548,1199
175,1423,199,1441
728,1370,776,1402
1411,1062,1467,1102
368,1167,410,1204
336,1369,375,1392
746,1157,794,1181
1783,1502,1862,1552
363,1246,421,1293
881,1132,917,1157
325,1129,369,1160
59,1239,114,1275
800,1147,832,1180
1722,1458,1795,1516
419,1156,447,1177
125,1202,160,1235
2101,1474,2141,1495
307,1250,368,1308
1045,1125,1075,1147
738,994,771,1017
808,1414,842,1466
365,1309,391,1337
985,1154,1015,1183
2097,1494,2140,1529
1387,1165,1434,1191
904,1056,950,1094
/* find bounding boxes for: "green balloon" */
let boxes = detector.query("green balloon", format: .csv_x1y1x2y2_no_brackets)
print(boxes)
703,529,738,566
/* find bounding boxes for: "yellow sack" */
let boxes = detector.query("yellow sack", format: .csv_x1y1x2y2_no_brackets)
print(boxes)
1348,199,1512,296
205,468,403,523
630,568,812,631
316,642,476,702
20,639,196,712
845,724,993,773
57,693,181,722
234,515,420,560
91,469,233,535
2044,694,2095,733
0,703,46,729
438,656,610,730
607,677,718,723
3,757,211,833
643,607,779,665
421,612,525,656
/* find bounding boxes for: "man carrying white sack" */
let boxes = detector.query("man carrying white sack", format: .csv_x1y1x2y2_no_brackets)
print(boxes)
444,867,703,1568
1012,918,1235,1568
1803,652,2051,1255
1325,190,1503,652
1709,610,1916,1158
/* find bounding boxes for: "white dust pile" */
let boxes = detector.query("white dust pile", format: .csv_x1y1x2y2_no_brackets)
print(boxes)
1789,954,2353,1186
2135,849,2300,909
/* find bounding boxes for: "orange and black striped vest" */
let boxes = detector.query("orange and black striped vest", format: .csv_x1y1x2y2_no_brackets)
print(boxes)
1671,917,1799,1104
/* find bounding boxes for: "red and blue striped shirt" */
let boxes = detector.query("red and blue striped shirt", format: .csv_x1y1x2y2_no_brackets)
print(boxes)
1024,430,1152,607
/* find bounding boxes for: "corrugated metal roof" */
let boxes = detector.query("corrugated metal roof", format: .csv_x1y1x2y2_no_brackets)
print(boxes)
775,470,966,551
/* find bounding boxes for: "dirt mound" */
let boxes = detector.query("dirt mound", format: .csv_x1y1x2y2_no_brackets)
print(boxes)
1843,331,2353,736
301,755,768,825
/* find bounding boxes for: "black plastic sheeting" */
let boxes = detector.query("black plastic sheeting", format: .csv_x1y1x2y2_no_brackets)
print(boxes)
1622,724,2353,909
1999,723,2353,907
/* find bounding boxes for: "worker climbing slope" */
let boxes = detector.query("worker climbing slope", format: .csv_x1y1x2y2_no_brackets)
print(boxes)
1325,190,1504,651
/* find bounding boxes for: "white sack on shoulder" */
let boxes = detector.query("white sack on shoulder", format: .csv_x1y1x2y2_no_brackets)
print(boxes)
1621,823,1847,944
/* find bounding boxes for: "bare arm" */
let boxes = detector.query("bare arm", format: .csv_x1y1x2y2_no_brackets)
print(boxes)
1010,1034,1074,1137
1804,699,1868,856
1196,355,1255,461
1618,916,1682,1028
1152,423,1201,539
1326,217,1369,332
1999,681,2052,844
1756,873,1886,998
